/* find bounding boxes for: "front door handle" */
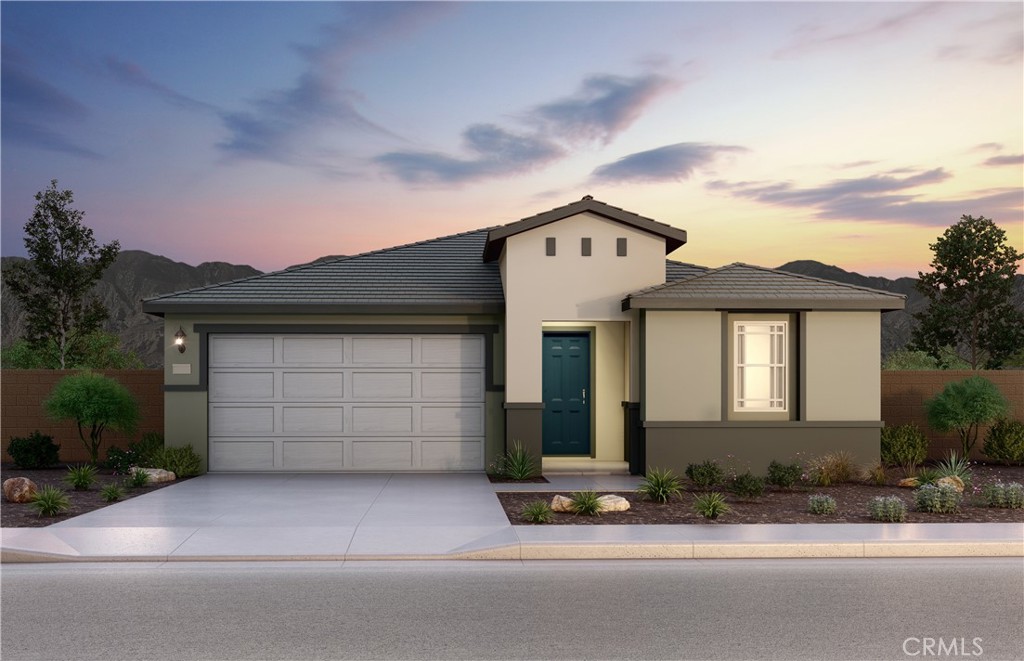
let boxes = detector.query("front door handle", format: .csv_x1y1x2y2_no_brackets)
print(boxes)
582,388,586,404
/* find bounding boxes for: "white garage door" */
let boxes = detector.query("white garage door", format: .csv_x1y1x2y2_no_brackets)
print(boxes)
207,334,486,472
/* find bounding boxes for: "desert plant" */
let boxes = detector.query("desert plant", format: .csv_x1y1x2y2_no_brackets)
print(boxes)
693,492,731,519
153,444,202,478
914,484,962,514
766,460,802,488
30,485,71,517
868,496,906,522
806,451,856,486
63,464,98,491
6,431,60,469
520,500,554,524
636,467,683,503
729,471,765,499
880,423,929,475
926,376,1010,457
44,371,139,464
862,463,889,486
808,494,837,515
569,490,603,516
489,441,538,480
127,468,151,489
915,467,942,486
981,482,1024,509
100,483,125,503
982,418,1024,465
685,460,724,488
934,451,973,488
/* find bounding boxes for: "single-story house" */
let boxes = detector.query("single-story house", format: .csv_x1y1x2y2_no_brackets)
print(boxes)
143,197,905,475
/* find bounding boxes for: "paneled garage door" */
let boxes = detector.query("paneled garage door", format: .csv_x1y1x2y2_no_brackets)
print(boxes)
207,334,486,472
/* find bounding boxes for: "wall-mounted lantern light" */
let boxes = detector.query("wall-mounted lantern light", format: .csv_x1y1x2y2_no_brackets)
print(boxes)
174,327,187,353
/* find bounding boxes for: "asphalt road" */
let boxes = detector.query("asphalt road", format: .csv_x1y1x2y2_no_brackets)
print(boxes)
2,559,1022,661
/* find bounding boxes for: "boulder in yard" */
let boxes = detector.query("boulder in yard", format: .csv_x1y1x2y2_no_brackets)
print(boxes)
3,477,38,503
897,477,920,488
596,494,630,512
551,495,574,513
131,467,176,483
935,476,965,493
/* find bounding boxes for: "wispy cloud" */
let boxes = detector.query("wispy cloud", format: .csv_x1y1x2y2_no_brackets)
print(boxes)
590,142,747,184
105,57,219,113
775,3,944,58
707,167,1021,226
528,74,676,144
217,3,448,166
983,154,1024,167
0,45,100,159
375,124,563,185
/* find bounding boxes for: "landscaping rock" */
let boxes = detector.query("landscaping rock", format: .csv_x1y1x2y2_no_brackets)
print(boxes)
551,495,574,513
597,494,630,512
131,467,176,483
936,476,965,493
898,477,920,488
3,477,38,503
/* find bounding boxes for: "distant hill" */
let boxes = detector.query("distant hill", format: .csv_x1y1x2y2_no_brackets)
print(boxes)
776,260,1024,358
2,252,1020,368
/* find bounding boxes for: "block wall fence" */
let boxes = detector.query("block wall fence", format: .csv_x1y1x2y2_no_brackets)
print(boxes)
1,369,1020,466
881,370,1023,460
2,369,164,465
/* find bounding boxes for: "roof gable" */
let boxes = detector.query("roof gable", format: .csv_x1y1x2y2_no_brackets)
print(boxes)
624,262,906,311
483,196,687,262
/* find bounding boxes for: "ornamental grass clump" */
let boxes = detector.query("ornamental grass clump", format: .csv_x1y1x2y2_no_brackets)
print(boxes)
520,500,554,524
489,441,538,480
914,484,962,514
806,451,857,486
868,496,906,522
808,494,837,515
981,482,1024,509
685,460,724,489
30,485,71,517
569,490,603,516
862,462,888,486
63,464,98,491
636,467,683,503
766,461,802,489
100,483,125,503
127,468,150,489
693,492,731,520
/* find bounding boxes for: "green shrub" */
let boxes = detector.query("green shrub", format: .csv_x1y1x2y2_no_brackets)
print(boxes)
153,444,202,477
520,501,553,523
134,432,165,466
105,446,139,475
636,467,683,503
693,492,731,520
806,451,857,486
935,451,973,488
868,496,906,522
766,461,802,488
63,464,98,491
915,467,942,486
982,419,1024,465
44,372,139,464
914,484,962,514
729,471,765,499
926,376,1010,457
569,490,603,516
488,441,538,480
30,486,71,517
808,494,837,515
685,460,724,488
880,424,929,475
862,463,888,486
100,483,125,503
6,431,60,469
981,482,1024,509
127,468,150,489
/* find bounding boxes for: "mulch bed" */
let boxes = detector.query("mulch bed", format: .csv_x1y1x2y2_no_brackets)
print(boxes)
497,464,1024,525
1,464,190,528
488,474,549,484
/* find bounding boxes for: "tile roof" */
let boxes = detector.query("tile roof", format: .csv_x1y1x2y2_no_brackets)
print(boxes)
624,263,906,311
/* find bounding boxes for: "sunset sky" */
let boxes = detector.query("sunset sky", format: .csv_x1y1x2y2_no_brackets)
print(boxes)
2,1,1021,279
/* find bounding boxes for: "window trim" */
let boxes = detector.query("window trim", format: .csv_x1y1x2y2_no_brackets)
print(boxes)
733,320,788,413
725,313,796,421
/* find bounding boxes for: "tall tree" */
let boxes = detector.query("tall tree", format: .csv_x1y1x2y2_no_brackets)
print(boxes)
2,180,120,368
912,215,1024,369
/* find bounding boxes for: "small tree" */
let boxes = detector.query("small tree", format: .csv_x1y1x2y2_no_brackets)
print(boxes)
1,332,143,369
925,376,1010,457
2,180,120,369
44,372,139,464
912,215,1024,369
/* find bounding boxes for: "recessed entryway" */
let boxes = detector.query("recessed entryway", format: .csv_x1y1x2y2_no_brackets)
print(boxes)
541,332,591,455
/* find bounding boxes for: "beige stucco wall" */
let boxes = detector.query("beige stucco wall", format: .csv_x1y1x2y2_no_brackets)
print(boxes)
165,390,209,471
805,311,881,421
545,321,627,460
644,311,721,422
502,212,665,402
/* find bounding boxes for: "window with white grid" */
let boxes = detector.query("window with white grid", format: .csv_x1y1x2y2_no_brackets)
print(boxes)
734,321,787,412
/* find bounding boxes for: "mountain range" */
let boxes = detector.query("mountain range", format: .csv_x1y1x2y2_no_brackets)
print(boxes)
2,251,1021,368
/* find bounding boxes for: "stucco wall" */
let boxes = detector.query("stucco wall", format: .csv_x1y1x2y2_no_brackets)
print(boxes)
643,311,721,421
2,369,163,464
805,311,881,421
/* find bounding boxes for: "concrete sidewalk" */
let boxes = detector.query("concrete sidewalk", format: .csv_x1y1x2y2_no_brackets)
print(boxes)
2,473,1021,562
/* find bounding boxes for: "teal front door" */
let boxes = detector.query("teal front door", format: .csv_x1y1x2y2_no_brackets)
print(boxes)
542,333,591,455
